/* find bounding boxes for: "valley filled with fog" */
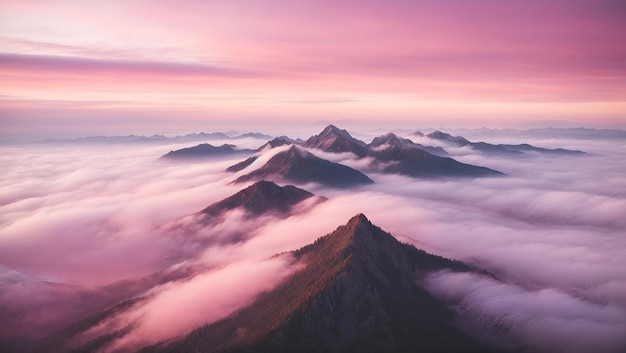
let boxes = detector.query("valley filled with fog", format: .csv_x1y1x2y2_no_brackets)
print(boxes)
1,126,625,353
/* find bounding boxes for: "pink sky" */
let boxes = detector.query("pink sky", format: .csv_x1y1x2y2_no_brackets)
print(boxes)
1,0,625,137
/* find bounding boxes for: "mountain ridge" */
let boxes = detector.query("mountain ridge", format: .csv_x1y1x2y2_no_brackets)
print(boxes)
142,214,495,353
423,130,584,155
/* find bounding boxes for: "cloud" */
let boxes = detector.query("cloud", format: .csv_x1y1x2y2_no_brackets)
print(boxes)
105,255,298,351
0,53,259,79
424,271,626,353
1,131,625,352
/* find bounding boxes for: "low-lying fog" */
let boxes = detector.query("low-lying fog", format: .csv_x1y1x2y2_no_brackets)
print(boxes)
1,129,624,352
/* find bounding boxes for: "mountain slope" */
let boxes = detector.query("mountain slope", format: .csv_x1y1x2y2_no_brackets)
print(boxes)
232,146,373,187
199,180,317,218
303,125,368,157
368,145,503,177
144,214,494,353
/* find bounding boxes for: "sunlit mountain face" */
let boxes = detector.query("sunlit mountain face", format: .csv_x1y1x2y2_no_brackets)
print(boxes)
1,125,625,353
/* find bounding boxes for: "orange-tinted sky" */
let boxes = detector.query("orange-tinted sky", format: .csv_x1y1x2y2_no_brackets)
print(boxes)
1,0,625,137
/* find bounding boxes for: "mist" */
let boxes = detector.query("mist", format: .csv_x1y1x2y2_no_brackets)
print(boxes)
1,129,624,352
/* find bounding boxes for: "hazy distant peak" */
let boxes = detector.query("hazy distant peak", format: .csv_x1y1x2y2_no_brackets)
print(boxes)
159,143,253,159
427,131,470,145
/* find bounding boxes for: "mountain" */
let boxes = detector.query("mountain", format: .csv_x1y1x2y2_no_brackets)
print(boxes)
427,131,472,146
199,180,318,218
302,125,368,157
40,132,272,145
159,143,253,159
499,143,585,155
426,131,584,155
142,214,495,353
226,155,258,172
232,146,374,187
256,137,295,151
228,137,304,171
368,145,503,178
232,132,273,140
30,214,502,353
369,133,448,156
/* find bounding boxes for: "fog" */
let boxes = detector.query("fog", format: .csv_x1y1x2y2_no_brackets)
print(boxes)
0,129,624,352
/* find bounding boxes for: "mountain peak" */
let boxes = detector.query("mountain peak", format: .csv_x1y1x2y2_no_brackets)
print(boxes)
199,180,315,217
369,133,411,148
153,214,485,353
256,137,293,151
427,131,470,146
303,125,368,157
344,213,378,241
160,143,252,159
348,212,370,226
232,145,373,187
320,124,352,138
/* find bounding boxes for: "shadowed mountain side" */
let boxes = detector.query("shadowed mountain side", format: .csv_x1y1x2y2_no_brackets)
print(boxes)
303,125,368,157
199,181,319,218
159,144,253,159
141,214,495,353
368,146,503,178
232,146,373,187
369,133,448,156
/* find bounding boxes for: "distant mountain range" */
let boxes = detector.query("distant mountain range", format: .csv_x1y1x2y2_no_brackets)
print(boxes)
439,127,626,140
164,124,589,184
222,125,503,184
419,130,585,155
13,127,624,146
32,213,500,353
160,143,254,159
38,132,273,144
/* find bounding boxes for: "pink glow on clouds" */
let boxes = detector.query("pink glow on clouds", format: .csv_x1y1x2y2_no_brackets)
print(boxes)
1,0,625,136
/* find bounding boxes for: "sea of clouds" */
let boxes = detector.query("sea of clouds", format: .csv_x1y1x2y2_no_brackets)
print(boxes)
1,128,624,352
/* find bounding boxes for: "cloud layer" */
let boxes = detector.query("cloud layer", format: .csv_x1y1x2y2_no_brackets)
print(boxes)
1,130,625,352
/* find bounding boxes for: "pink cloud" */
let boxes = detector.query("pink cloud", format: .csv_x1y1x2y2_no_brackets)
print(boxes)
1,0,624,135
103,256,297,351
